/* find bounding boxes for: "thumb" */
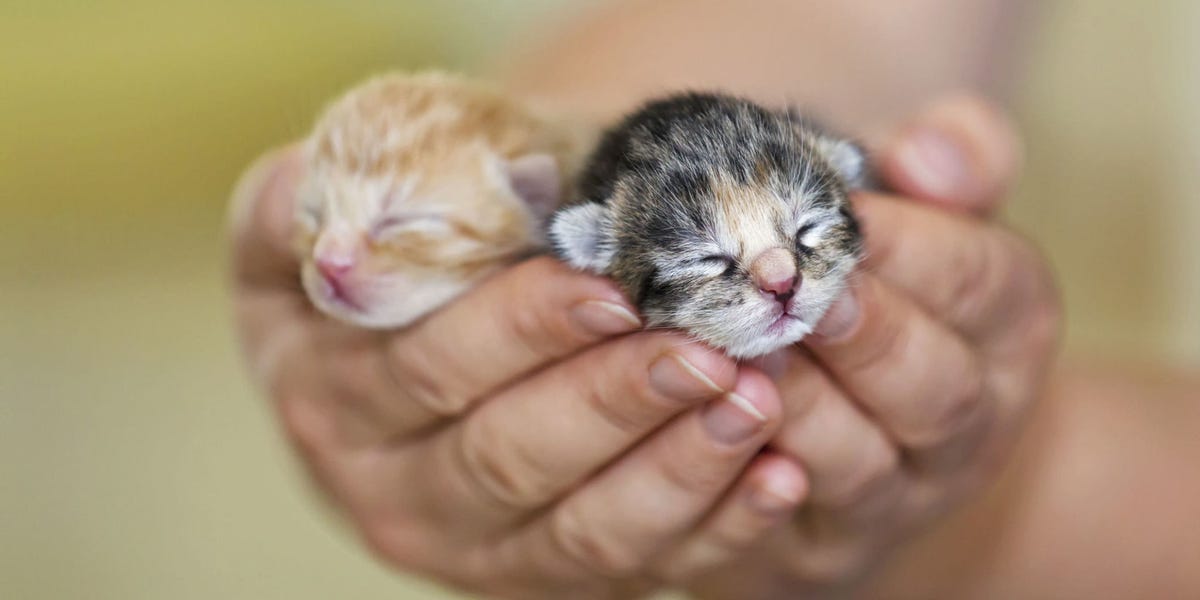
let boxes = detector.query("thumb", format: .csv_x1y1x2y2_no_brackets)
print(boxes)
228,144,306,288
876,94,1023,215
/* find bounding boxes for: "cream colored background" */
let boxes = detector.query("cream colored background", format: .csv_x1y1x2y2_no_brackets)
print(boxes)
1,1,1196,598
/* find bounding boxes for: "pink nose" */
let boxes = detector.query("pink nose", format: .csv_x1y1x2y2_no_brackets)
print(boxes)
750,247,799,301
758,274,797,296
316,256,354,282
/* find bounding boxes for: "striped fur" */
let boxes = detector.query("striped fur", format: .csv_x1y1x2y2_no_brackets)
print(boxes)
295,72,588,328
552,92,865,358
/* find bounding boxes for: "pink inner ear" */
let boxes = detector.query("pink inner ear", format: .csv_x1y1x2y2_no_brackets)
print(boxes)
504,153,561,219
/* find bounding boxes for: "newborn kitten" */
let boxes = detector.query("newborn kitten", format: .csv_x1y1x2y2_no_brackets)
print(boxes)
550,92,865,358
295,72,584,328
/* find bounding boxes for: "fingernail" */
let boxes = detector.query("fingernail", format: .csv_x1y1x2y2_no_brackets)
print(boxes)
748,476,804,514
813,290,860,342
649,352,724,399
570,300,642,336
895,128,969,199
702,393,767,445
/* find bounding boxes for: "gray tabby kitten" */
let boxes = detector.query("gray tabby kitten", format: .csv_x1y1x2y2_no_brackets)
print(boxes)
550,92,866,358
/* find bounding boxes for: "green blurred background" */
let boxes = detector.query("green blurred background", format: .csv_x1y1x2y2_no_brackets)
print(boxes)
1,1,1196,598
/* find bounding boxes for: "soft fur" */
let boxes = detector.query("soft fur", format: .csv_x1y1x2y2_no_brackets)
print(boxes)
551,92,865,358
294,71,586,328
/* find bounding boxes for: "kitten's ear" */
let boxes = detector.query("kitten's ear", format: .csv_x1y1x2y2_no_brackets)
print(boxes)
813,136,868,187
503,153,561,219
549,202,614,272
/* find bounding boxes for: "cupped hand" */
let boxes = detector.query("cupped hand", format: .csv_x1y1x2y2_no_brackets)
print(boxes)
686,96,1062,599
229,147,808,599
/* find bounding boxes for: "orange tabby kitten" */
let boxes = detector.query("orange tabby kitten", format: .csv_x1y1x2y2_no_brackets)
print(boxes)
294,72,586,328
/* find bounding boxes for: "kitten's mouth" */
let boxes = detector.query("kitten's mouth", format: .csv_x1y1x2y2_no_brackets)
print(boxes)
320,275,365,312
767,313,801,334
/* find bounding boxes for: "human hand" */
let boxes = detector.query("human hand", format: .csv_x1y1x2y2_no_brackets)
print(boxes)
229,147,809,599
684,96,1062,599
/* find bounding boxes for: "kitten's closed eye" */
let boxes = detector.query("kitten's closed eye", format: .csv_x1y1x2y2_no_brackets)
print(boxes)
697,254,735,267
550,91,865,358
795,222,818,251
371,214,451,240
696,254,739,276
298,202,323,232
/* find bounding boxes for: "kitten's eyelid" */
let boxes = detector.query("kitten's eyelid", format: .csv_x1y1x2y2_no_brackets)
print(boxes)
371,213,450,238
795,219,832,248
297,202,323,230
672,253,739,278
696,253,735,266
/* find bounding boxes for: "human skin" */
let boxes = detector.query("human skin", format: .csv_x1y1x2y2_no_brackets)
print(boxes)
233,0,1200,595
230,1,1062,597
858,364,1200,599
497,1,1200,598
230,95,1049,599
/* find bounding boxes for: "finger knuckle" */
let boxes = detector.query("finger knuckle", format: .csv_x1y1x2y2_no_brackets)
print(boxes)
704,520,764,555
659,445,737,496
823,442,899,508
981,232,1063,357
950,95,1022,186
455,417,552,511
506,299,571,359
384,340,464,418
951,231,1006,328
847,302,911,374
316,345,382,403
549,506,645,578
787,542,870,585
583,382,656,438
652,537,737,585
912,357,986,449
598,347,701,433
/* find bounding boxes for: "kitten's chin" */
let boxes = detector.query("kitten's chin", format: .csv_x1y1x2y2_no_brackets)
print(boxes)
709,316,813,360
301,267,469,329
306,290,449,330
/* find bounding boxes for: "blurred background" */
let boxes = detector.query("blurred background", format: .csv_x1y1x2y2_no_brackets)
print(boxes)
1,1,1196,598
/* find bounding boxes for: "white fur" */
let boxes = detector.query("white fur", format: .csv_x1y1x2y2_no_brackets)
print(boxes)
549,203,615,272
814,137,867,186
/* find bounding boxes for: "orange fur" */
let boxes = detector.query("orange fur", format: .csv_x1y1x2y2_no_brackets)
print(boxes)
294,71,592,327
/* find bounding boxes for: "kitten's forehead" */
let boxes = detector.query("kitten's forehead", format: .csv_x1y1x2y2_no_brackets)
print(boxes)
710,176,789,257
315,170,414,226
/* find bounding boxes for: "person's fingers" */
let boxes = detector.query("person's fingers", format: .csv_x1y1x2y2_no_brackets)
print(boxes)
493,370,782,585
363,257,642,440
807,275,991,468
876,93,1022,214
228,147,648,444
394,333,738,528
854,192,1047,343
653,451,807,584
229,146,313,380
767,349,902,510
229,144,306,291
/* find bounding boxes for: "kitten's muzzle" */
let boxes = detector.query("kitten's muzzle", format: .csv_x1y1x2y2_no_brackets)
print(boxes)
751,247,800,304
314,254,362,310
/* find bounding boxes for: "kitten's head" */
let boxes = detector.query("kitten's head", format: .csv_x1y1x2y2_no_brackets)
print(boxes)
551,95,864,358
295,150,559,328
